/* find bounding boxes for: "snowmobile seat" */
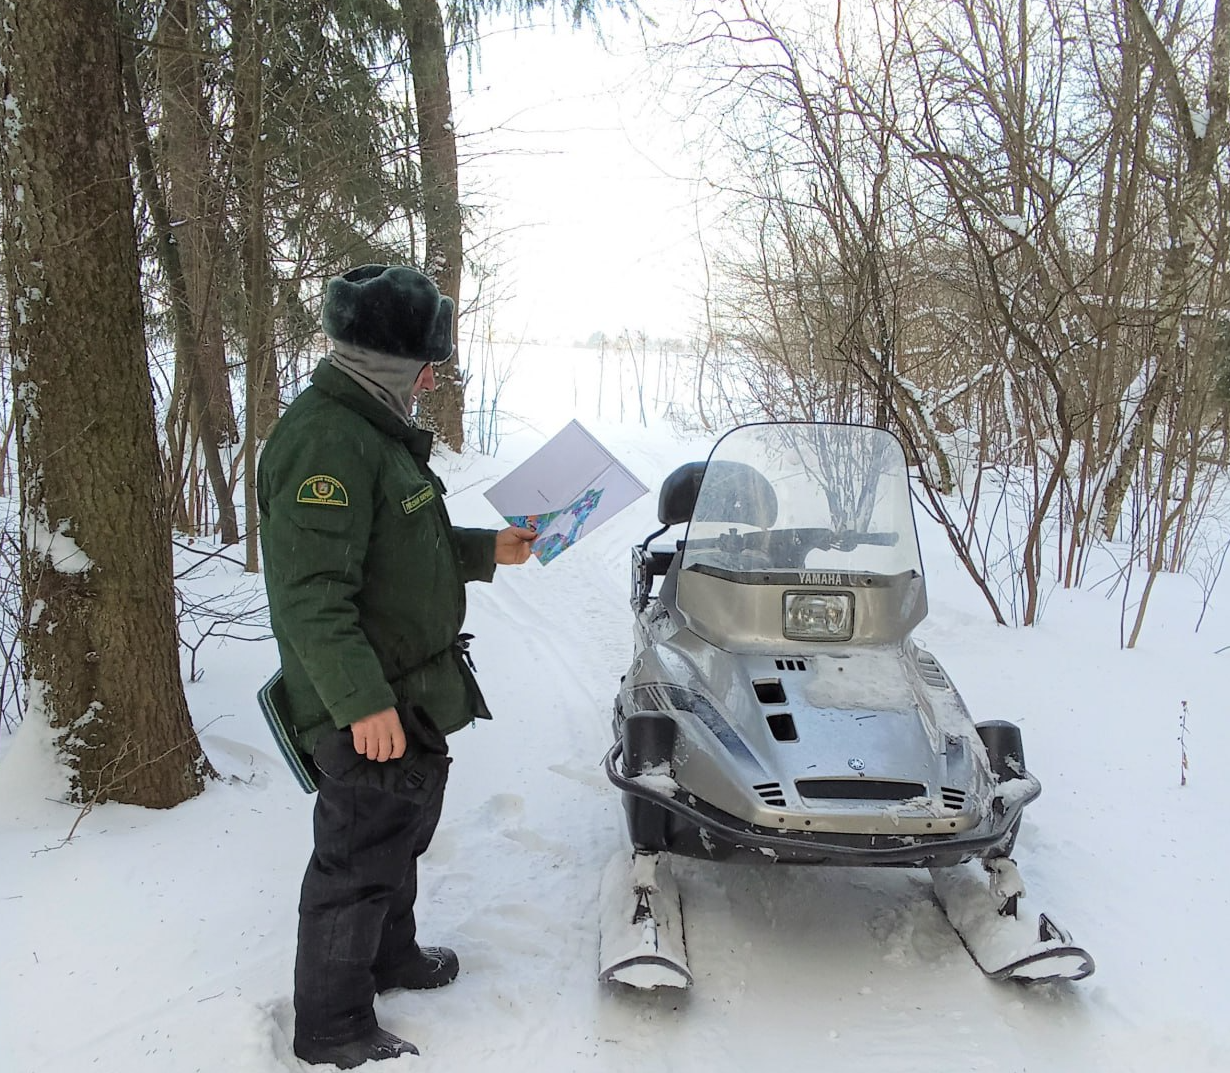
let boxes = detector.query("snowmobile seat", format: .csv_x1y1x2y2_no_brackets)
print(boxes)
632,543,678,609
645,547,676,577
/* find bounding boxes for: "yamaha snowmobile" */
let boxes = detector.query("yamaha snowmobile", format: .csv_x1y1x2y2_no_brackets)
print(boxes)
599,422,1093,989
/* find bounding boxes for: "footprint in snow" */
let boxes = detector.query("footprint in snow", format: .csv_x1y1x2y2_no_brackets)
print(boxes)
482,792,526,822
501,826,573,858
548,761,609,792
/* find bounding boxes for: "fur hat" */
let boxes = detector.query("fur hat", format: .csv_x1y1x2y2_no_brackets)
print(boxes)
321,264,454,363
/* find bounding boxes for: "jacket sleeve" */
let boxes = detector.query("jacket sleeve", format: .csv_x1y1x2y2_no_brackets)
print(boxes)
452,527,498,584
262,429,396,727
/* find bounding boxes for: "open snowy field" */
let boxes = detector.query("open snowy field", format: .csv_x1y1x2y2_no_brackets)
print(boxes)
2,342,1228,1072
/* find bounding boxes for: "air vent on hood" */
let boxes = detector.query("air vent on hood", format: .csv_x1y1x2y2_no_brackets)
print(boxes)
775,658,808,672
941,786,966,810
796,778,926,802
754,781,787,806
915,652,950,689
753,679,787,704
766,713,798,742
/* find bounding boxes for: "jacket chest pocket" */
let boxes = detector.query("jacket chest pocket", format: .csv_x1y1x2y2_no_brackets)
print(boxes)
397,481,437,519
378,464,445,549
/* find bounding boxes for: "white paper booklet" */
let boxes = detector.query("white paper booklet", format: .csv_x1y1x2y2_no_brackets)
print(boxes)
483,421,649,565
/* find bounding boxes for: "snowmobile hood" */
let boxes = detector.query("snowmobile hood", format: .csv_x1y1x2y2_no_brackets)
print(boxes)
626,634,990,838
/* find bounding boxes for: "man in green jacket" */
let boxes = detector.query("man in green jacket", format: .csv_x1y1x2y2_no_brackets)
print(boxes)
258,264,536,1068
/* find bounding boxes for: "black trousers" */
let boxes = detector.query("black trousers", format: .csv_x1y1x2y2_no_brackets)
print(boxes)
293,733,449,1047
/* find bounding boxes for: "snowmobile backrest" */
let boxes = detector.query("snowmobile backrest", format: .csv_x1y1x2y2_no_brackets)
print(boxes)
658,462,707,526
658,460,779,528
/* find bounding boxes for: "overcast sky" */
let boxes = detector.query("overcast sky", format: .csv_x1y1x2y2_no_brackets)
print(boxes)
455,11,721,343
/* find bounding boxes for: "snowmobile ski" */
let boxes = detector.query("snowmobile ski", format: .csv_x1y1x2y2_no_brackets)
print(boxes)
930,861,1094,983
597,851,692,989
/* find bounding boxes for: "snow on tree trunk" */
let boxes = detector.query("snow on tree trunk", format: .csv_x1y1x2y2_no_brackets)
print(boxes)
1,0,210,808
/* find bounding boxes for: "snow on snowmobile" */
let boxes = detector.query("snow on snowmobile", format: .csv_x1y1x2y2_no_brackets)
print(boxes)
598,422,1093,989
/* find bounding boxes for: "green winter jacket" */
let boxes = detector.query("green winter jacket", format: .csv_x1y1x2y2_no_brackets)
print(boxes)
257,360,497,754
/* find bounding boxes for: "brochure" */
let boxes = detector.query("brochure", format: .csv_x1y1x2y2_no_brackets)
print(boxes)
483,421,649,565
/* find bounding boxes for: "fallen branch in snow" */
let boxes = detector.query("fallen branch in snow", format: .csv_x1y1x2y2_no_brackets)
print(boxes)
1179,701,1191,788
33,715,229,854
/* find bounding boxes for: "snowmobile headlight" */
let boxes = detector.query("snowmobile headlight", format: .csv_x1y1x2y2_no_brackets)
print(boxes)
783,591,854,641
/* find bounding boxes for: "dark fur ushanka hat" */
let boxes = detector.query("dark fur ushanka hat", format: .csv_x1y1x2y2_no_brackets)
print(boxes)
321,264,455,363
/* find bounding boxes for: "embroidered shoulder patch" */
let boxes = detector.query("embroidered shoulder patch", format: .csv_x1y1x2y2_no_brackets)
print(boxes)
296,475,349,507
402,487,435,515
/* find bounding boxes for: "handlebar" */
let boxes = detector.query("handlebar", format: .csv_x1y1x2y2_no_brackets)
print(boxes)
715,527,899,555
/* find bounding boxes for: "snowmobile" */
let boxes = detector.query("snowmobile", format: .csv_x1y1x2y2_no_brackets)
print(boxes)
598,422,1093,989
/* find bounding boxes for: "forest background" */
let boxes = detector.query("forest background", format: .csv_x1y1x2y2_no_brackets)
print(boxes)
0,0,1227,816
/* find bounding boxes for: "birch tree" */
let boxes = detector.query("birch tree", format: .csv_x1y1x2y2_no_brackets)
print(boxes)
1115,0,1230,644
1100,0,1230,538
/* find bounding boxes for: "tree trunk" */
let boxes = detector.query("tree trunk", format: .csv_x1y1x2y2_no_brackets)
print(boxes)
1,0,210,807
157,0,238,450
119,20,240,546
232,0,274,572
401,0,465,450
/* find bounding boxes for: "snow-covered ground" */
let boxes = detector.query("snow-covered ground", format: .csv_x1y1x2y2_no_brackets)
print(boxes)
2,342,1228,1072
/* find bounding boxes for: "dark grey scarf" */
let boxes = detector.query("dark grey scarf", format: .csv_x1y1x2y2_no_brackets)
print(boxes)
326,340,428,422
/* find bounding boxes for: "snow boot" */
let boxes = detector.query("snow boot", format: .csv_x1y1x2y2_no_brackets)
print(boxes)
294,1026,419,1068
374,945,459,992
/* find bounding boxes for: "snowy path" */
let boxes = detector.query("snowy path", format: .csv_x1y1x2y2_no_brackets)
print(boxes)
3,412,1228,1071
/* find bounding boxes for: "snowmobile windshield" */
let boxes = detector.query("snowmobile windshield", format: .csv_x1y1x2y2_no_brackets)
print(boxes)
680,423,923,580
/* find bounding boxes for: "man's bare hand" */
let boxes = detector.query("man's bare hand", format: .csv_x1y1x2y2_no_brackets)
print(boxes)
350,707,406,762
495,525,537,566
